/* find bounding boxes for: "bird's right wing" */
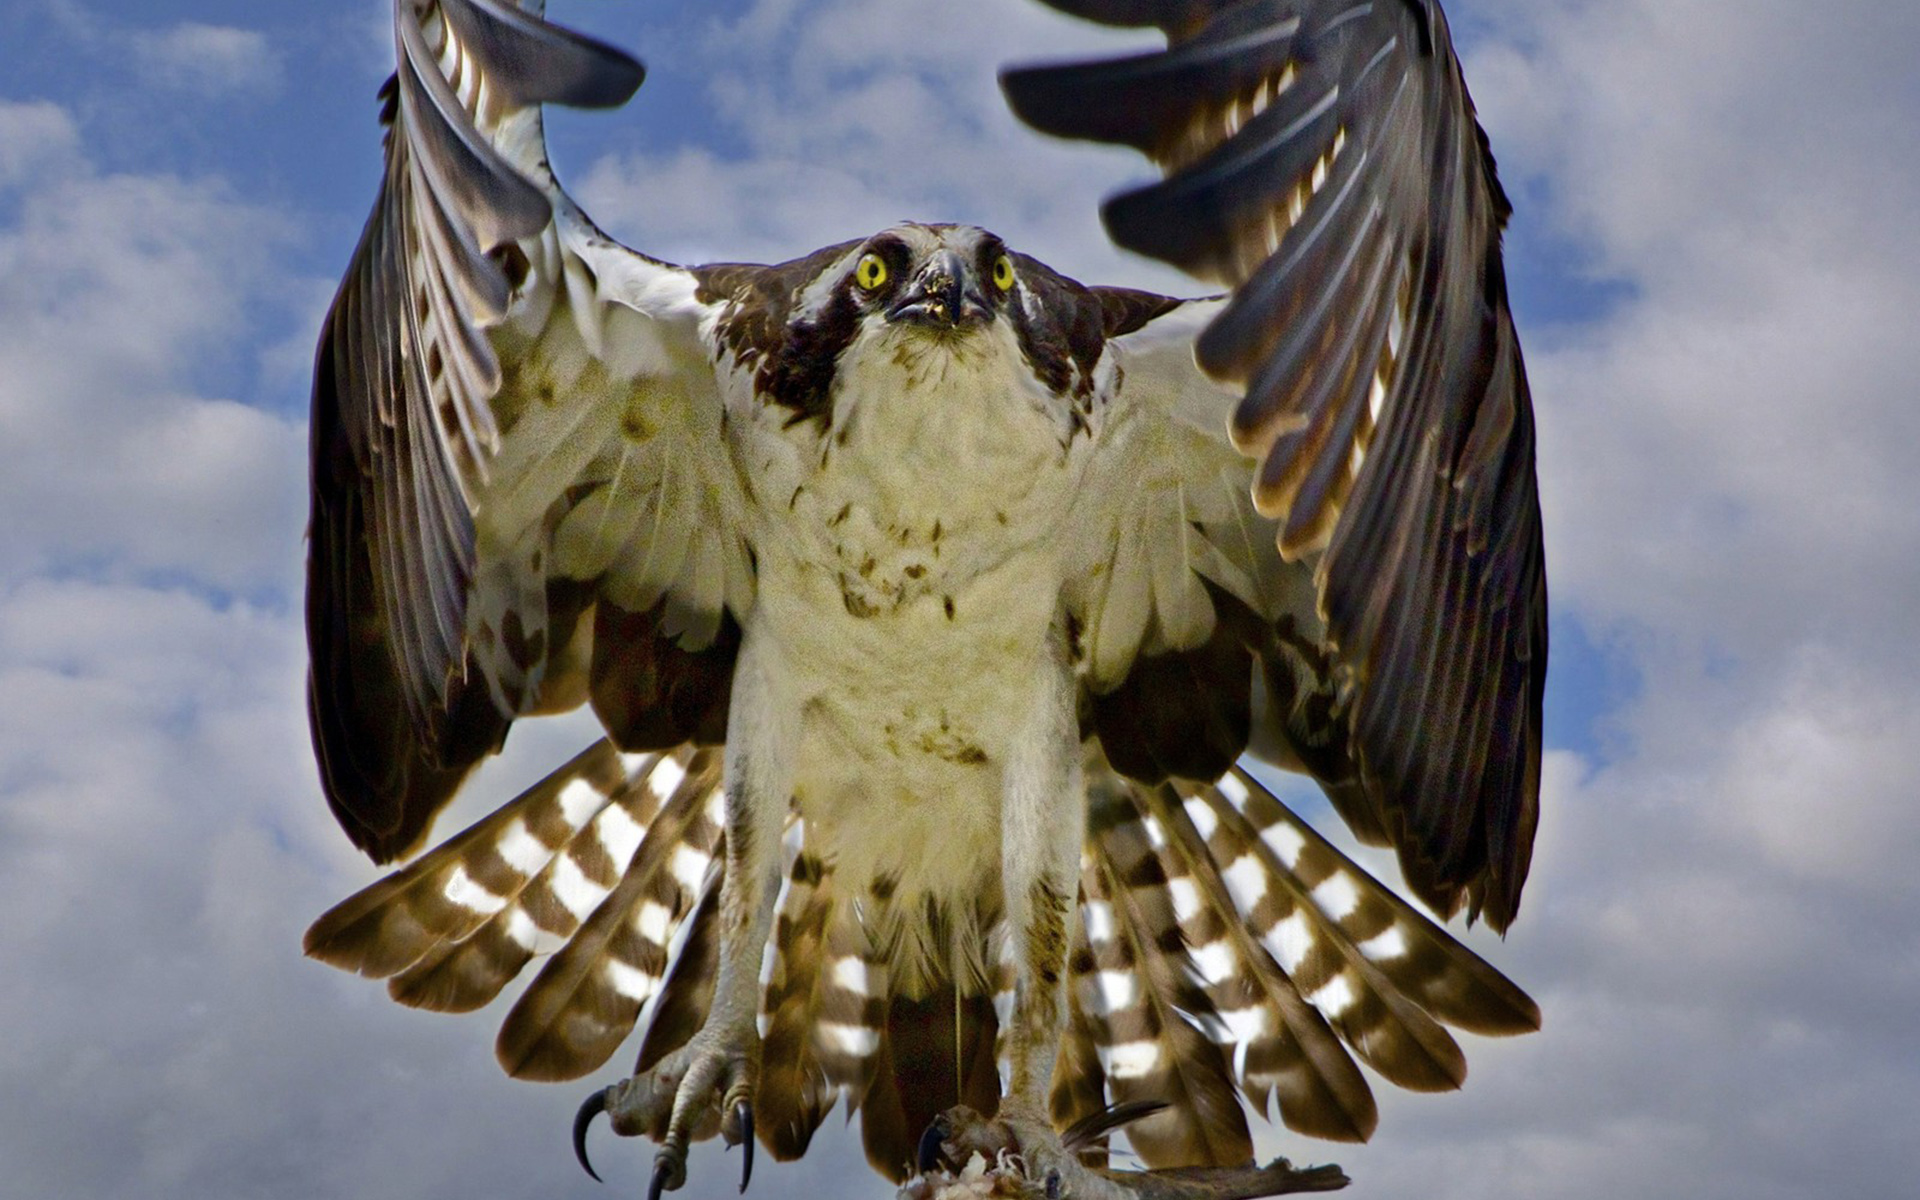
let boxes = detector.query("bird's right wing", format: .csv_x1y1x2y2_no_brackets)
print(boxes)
310,1,751,863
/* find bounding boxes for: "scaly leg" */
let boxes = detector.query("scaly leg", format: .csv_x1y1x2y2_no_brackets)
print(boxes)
993,617,1084,1153
578,624,798,1197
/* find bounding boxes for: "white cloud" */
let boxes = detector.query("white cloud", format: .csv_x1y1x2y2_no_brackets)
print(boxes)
1463,1,1920,675
0,99,82,188
573,0,1190,293
128,22,284,97
0,116,305,594
37,6,285,100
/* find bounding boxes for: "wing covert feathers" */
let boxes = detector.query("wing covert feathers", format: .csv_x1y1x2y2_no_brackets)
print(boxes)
1007,0,1546,932
312,747,1533,1171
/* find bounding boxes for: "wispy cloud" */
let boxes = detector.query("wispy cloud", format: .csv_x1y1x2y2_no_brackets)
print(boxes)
0,99,81,187
574,0,1186,291
0,115,303,593
128,21,284,98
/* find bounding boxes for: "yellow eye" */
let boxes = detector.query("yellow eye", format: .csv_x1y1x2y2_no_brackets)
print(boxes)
992,254,1015,292
855,252,889,291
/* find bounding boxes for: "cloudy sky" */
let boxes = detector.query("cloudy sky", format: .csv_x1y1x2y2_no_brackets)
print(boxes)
2,1,1917,1198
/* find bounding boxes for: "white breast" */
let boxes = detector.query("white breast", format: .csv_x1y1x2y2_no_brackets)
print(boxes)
735,316,1091,622
723,317,1092,908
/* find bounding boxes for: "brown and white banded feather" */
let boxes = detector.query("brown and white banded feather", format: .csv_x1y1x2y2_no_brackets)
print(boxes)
310,734,1536,1179
1119,780,1378,1142
1079,777,1254,1169
305,741,652,981
1204,768,1538,1040
633,882,721,1079
493,748,724,1081
754,849,842,1159
1049,994,1119,1167
383,744,679,1012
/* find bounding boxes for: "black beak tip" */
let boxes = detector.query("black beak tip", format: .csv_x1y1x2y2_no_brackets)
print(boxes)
573,1090,608,1184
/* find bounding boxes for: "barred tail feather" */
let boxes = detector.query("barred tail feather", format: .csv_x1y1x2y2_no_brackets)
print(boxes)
1069,756,1538,1154
814,908,890,1110
1215,766,1540,1037
494,748,725,1080
1049,995,1115,1166
1098,776,1379,1142
754,849,841,1160
310,742,1535,1173
386,748,685,1012
305,741,654,980
1079,775,1254,1169
634,881,721,1076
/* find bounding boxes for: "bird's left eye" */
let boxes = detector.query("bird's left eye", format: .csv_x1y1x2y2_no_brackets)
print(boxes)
992,254,1015,292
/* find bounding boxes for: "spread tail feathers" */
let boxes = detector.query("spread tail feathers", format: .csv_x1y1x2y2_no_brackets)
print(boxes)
308,742,1536,1173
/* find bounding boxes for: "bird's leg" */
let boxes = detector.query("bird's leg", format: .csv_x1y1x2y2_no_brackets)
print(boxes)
989,619,1084,1165
582,626,797,1197
906,628,1351,1200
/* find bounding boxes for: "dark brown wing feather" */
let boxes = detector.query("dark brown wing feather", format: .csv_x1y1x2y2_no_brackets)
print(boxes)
308,0,643,862
1004,0,1546,930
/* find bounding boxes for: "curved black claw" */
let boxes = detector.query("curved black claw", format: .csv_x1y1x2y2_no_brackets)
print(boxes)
648,1156,673,1200
736,1102,755,1193
916,1113,952,1174
573,1090,607,1184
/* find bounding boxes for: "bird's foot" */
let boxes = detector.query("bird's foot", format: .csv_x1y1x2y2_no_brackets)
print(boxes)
906,1102,1348,1200
574,1027,758,1198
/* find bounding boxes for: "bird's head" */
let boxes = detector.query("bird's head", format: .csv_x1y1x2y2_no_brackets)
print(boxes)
747,221,1110,434
841,223,1018,339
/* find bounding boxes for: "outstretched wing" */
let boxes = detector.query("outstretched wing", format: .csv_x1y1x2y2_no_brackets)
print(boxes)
309,0,752,863
1007,0,1547,930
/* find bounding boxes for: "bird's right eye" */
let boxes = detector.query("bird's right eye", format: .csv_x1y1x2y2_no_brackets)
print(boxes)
855,253,889,291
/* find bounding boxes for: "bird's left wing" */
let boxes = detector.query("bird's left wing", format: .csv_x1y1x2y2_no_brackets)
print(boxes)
1007,0,1546,931
310,0,749,863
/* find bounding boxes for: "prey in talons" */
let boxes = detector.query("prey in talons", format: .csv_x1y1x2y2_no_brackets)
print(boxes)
908,1104,1349,1200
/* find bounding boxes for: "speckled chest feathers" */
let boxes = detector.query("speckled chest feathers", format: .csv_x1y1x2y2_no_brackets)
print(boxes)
703,223,1166,624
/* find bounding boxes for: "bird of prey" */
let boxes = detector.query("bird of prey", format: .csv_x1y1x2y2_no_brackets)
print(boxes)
302,1,1547,1197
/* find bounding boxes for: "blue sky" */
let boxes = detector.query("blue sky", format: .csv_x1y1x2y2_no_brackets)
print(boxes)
2,2,1918,1198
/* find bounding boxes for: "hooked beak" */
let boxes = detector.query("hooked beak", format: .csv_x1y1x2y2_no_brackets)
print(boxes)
886,251,992,330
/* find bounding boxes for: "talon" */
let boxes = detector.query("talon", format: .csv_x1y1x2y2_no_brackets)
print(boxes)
573,1089,608,1183
736,1102,755,1193
916,1113,951,1174
648,1154,676,1200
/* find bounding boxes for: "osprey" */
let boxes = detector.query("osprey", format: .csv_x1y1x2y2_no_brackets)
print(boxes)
304,1,1547,1197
